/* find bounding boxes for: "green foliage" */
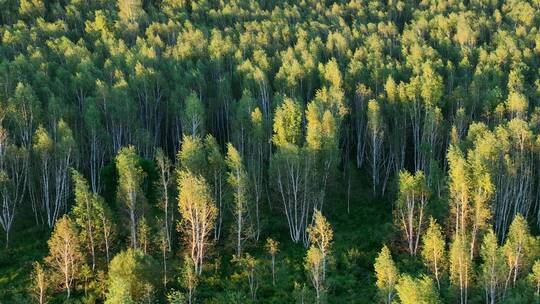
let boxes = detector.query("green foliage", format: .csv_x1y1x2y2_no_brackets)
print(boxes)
115,146,146,249
374,245,398,304
421,218,445,290
272,98,302,148
106,248,157,303
395,274,439,304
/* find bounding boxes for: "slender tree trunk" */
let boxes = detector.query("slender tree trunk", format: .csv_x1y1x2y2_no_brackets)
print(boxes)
271,255,276,286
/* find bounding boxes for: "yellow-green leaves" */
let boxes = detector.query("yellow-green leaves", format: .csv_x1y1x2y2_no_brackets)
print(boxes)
177,135,205,174
177,170,217,274
305,246,325,303
374,245,398,304
447,145,469,235
449,234,471,304
45,216,84,299
307,210,333,263
272,98,302,148
480,229,506,302
395,274,439,304
182,92,205,138
503,214,537,287
396,170,429,255
421,218,446,289
116,146,146,249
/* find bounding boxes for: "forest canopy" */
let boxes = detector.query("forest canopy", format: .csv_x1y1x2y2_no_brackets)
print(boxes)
2,0,540,303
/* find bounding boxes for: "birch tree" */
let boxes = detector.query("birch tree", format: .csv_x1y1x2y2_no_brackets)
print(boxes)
83,100,106,194
7,82,40,149
421,218,445,290
106,248,157,303
353,84,371,168
137,217,150,254
181,92,205,138
155,148,173,251
117,0,145,36
181,255,198,304
305,97,340,210
467,150,493,258
503,214,536,292
45,216,84,299
116,146,146,249
447,145,469,236
33,121,75,228
265,238,279,286
71,170,101,270
395,170,429,256
374,245,398,304
450,234,471,304
495,120,535,239
305,246,325,303
177,135,206,175
177,170,217,275
395,274,439,304
5,83,39,224
31,262,48,304
96,197,115,265
0,125,26,247
530,260,540,297
226,143,251,257
204,135,225,241
367,99,384,193
234,253,260,301
271,98,313,244
248,107,264,240
383,77,406,179
480,229,506,304
307,210,333,281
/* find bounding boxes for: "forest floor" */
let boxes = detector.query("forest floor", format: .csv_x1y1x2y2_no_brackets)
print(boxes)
0,217,48,302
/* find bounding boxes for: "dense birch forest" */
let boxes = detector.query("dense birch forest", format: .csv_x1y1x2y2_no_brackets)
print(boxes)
3,0,540,303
